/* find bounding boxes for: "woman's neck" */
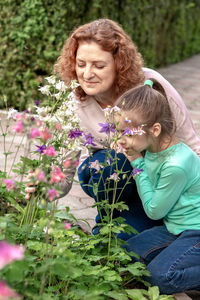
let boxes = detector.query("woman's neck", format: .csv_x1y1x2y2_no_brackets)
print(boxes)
94,92,116,109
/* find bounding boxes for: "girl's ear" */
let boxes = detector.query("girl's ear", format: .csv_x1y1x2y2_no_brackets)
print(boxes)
149,123,161,138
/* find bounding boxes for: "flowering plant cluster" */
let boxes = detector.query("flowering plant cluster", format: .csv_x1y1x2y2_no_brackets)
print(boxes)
0,78,173,300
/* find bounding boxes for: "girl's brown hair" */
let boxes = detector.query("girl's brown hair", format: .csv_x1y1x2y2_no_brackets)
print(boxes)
54,18,145,100
116,78,176,139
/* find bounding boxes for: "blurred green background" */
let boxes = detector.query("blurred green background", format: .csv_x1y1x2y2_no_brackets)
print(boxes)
1,0,200,110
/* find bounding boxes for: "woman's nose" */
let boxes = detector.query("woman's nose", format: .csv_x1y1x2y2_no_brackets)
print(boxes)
83,66,94,80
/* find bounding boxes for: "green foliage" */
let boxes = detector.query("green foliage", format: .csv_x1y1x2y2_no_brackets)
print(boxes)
0,0,200,109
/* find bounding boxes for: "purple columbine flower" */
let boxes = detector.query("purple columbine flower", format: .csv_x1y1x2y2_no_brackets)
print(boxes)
68,128,83,139
132,167,143,177
123,127,133,136
98,122,116,135
34,100,41,106
83,133,96,147
36,144,46,154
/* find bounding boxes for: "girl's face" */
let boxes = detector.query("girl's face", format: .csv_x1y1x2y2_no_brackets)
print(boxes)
116,112,157,154
76,41,116,103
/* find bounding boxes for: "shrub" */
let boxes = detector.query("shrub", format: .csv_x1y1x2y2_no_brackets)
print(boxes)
0,0,200,109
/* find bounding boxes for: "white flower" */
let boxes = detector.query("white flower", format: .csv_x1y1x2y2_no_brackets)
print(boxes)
38,85,51,96
55,81,67,92
45,75,56,85
53,92,62,99
90,160,103,172
70,80,80,89
108,173,120,181
7,108,18,120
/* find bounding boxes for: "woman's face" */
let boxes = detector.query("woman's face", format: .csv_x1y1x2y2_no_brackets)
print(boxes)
75,41,116,101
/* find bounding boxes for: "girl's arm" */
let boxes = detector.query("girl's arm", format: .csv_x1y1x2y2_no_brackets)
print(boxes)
131,157,188,220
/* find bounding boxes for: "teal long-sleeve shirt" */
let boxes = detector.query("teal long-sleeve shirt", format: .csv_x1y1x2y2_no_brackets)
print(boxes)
131,142,200,235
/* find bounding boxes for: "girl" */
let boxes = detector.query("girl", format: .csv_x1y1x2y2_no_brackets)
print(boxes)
116,78,200,294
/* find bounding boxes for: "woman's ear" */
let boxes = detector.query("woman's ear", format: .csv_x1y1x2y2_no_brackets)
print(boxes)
149,123,161,138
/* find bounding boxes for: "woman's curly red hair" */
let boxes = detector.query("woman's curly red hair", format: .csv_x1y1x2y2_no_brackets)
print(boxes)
54,19,145,100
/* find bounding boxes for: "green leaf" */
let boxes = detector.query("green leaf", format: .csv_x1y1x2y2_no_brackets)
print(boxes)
126,289,147,300
106,290,129,300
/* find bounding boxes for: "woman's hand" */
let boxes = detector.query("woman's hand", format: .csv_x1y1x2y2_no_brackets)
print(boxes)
24,170,36,200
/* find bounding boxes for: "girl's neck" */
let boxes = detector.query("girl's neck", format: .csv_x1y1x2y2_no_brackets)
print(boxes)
149,136,178,153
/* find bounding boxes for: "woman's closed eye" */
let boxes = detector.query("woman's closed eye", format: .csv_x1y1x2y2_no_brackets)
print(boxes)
95,65,105,69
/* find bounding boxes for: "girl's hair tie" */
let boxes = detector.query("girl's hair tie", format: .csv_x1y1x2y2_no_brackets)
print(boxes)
144,79,153,87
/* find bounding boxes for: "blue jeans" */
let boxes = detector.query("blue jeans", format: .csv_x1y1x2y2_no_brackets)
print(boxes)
124,225,200,294
78,149,162,240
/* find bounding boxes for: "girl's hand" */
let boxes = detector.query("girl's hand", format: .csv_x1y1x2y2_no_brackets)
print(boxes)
122,150,142,162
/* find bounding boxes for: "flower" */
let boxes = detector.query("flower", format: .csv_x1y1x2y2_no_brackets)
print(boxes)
90,160,103,172
68,128,83,139
55,80,67,92
0,241,24,269
0,281,20,299
47,187,59,201
98,122,116,135
30,128,40,139
45,75,56,85
12,121,24,133
70,80,80,89
40,128,52,142
3,179,16,191
34,100,41,106
55,123,62,131
44,146,57,157
50,166,66,183
108,173,120,181
37,171,46,182
38,85,51,96
63,159,71,169
123,127,133,136
103,106,120,116
83,133,96,147
132,167,143,177
64,223,71,230
123,126,146,136
124,118,131,123
35,144,46,154
7,108,18,120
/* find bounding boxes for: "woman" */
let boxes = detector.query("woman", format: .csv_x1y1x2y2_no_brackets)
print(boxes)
115,78,200,294
54,18,200,239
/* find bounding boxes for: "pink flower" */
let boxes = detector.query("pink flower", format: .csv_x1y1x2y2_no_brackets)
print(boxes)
43,146,57,157
47,187,59,201
0,241,24,270
63,159,71,169
55,123,62,131
3,179,16,191
50,166,66,184
72,160,79,167
36,171,46,182
12,121,24,133
108,173,120,182
40,128,52,142
0,281,20,299
30,128,40,139
64,223,71,230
